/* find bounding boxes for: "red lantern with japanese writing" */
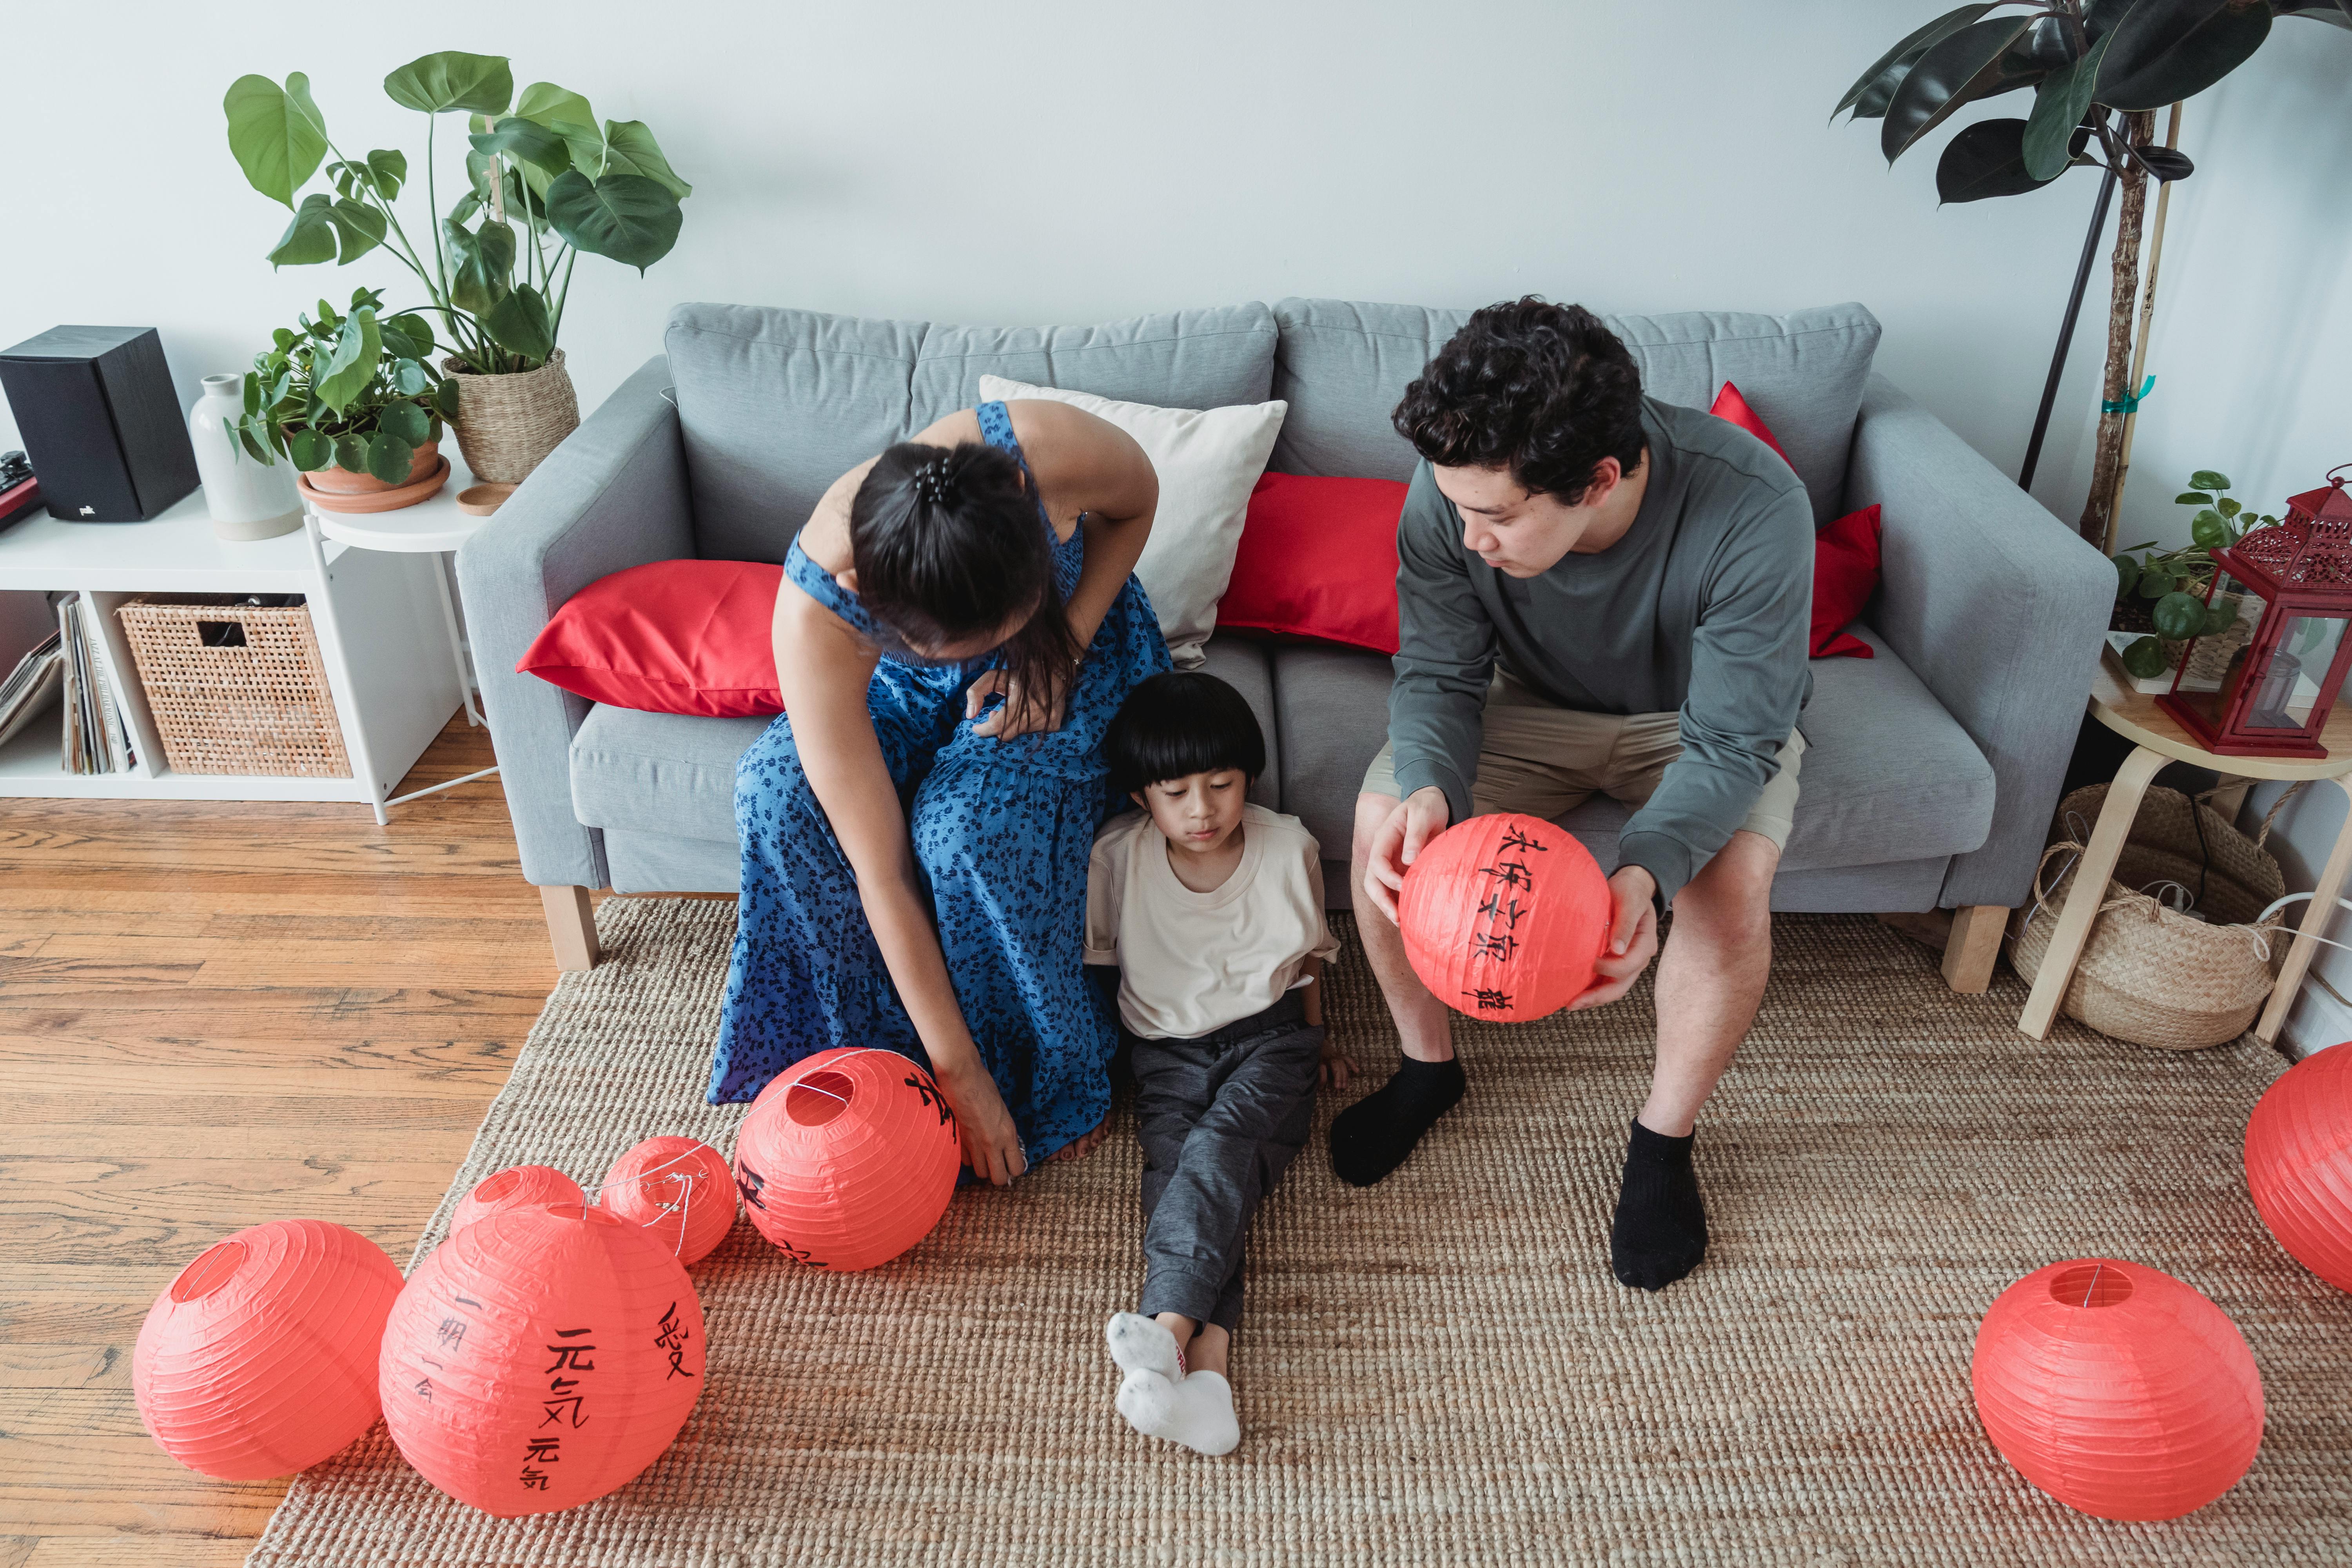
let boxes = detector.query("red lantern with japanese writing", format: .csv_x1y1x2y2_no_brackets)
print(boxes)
134,1218,405,1479
1399,812,1612,1020
732,1047,961,1271
2245,1042,2352,1293
379,1202,706,1517
451,1164,583,1234
599,1136,738,1266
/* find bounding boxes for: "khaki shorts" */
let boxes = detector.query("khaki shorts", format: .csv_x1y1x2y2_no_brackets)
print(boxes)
1360,670,1804,849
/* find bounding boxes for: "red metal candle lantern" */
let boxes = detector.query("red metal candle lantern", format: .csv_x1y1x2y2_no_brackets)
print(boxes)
2159,464,2352,758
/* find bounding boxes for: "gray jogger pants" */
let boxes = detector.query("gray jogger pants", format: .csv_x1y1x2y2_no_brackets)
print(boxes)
1129,992,1321,1333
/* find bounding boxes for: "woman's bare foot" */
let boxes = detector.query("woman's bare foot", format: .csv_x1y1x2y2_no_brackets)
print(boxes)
1047,1118,1111,1162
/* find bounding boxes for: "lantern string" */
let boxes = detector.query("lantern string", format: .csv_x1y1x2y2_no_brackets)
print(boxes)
585,1147,716,1259
2081,1262,2105,1309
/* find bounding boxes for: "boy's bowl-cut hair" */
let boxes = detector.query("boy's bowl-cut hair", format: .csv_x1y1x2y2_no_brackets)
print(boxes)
1104,671,1267,798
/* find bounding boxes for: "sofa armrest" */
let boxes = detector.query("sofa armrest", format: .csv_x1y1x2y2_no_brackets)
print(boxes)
1848,372,2112,909
456,354,693,890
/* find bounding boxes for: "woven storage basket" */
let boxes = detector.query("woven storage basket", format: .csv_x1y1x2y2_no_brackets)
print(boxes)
2010,782,2289,1051
114,596,351,777
443,349,580,484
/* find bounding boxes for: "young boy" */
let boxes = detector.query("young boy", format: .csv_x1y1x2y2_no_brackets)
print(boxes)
1085,671,1344,1455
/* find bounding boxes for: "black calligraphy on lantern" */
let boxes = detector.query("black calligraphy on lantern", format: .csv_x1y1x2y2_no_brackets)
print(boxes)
1465,826,1550,1012
904,1072,956,1127
654,1300,697,1381
735,1164,768,1212
435,1317,467,1351
525,1326,594,1489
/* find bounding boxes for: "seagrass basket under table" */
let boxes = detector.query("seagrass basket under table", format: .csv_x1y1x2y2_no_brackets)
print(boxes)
2015,662,2352,1047
114,595,352,778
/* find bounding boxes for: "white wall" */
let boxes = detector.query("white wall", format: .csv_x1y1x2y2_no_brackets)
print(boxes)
5,1,2350,1028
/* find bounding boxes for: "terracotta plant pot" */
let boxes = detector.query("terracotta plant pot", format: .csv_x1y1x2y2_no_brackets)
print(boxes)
441,350,581,485
305,439,442,495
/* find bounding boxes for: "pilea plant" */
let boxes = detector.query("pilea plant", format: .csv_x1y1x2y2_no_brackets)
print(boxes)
227,288,457,481
223,52,691,376
2110,468,2282,678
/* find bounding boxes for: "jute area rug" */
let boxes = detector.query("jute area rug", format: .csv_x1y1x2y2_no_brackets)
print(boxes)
248,899,2350,1567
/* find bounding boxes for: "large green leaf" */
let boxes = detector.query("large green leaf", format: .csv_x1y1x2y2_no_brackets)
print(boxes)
517,82,596,138
288,427,334,470
1835,4,1993,120
313,309,382,415
224,73,328,207
383,51,513,115
365,148,408,200
267,193,339,267
379,313,435,361
328,198,386,264
1935,118,2063,203
600,121,691,198
483,285,555,363
2153,590,2211,641
470,116,573,177
443,219,514,314
2024,33,2114,179
545,171,683,270
2122,635,2172,679
2099,0,2273,109
1883,16,2040,163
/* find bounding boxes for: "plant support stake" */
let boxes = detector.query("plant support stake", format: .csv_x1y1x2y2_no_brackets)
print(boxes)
2018,161,2118,496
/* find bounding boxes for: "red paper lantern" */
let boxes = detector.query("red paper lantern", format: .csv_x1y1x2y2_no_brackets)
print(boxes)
1971,1258,2263,1521
1398,812,1611,1021
452,1164,583,1234
731,1047,961,1271
133,1218,404,1479
2245,1043,2352,1292
600,1136,738,1266
379,1202,706,1517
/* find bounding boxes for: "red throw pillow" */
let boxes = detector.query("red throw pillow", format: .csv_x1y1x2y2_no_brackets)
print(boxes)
519,559,784,716
1811,504,1882,660
1708,381,1793,468
1218,473,1407,655
1710,382,1880,660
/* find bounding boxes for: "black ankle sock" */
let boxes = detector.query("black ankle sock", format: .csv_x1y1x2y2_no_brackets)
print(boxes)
1328,1056,1466,1187
1610,1117,1708,1292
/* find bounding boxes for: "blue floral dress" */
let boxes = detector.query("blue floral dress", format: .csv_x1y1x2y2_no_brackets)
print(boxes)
708,401,1172,1165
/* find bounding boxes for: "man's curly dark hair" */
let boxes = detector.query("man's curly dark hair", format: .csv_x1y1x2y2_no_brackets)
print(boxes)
1391,298,1646,505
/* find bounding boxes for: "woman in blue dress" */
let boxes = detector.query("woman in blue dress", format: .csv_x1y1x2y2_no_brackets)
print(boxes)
710,399,1171,1185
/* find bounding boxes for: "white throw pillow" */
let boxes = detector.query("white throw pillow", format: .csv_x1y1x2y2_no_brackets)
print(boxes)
976,374,1286,670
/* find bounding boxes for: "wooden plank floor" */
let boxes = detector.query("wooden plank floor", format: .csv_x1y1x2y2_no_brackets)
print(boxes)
0,716,584,1567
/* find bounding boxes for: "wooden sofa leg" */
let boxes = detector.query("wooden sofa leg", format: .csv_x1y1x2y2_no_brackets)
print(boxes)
541,885,601,973
1940,904,2007,994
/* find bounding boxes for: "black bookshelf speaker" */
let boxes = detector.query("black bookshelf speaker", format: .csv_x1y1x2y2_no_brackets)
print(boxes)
0,326,199,523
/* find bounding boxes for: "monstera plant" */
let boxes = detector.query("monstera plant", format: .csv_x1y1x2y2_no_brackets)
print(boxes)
1835,2,2348,547
223,53,690,377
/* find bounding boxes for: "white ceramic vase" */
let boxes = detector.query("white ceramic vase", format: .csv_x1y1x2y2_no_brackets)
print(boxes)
189,374,302,540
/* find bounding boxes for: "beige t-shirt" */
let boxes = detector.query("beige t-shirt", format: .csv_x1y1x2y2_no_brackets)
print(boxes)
1084,804,1341,1040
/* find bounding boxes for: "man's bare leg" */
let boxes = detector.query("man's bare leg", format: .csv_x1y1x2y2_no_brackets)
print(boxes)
1328,793,1469,1185
1612,829,1778,1290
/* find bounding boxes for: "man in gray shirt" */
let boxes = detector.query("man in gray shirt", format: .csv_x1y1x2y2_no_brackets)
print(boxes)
1338,298,1814,1293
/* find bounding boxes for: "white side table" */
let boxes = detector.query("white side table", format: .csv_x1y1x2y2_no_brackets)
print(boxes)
304,451,500,820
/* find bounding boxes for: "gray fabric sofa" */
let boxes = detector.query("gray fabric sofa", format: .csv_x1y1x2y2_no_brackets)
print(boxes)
456,298,2113,986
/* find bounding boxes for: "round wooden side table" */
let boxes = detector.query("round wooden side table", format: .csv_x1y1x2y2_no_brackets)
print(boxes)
2017,662,2352,1044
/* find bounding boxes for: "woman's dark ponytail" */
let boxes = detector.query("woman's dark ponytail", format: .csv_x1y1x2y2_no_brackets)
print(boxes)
850,440,1083,719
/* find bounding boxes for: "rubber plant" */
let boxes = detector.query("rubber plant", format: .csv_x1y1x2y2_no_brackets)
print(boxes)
1834,1,2350,546
221,53,691,376
224,287,456,485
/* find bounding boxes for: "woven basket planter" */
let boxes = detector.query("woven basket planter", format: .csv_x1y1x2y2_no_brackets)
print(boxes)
2010,782,2288,1051
114,595,351,778
442,350,580,485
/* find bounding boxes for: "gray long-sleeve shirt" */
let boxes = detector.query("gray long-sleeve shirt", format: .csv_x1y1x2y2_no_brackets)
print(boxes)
1388,396,1815,907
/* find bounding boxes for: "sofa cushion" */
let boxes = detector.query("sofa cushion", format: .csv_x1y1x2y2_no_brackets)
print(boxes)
1268,623,1991,881
666,302,1277,563
571,704,771,846
1268,299,1880,527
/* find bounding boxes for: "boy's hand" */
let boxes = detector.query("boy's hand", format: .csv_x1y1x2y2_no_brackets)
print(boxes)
1318,1033,1355,1091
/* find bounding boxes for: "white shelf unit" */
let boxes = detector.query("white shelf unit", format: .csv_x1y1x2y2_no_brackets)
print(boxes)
0,486,462,815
